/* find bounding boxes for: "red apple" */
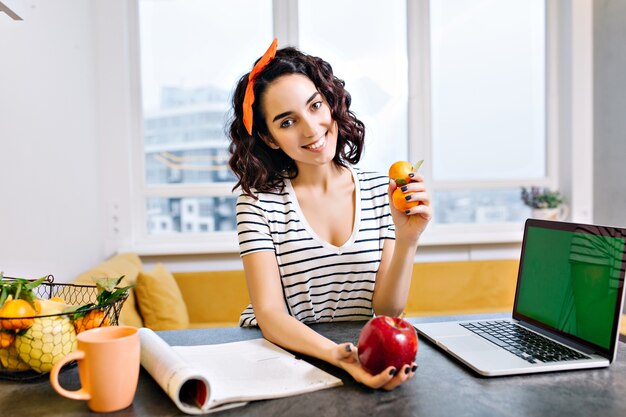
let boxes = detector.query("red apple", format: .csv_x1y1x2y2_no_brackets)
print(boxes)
357,316,418,375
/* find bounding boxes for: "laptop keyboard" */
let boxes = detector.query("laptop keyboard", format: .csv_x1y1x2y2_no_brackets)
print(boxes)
460,321,590,364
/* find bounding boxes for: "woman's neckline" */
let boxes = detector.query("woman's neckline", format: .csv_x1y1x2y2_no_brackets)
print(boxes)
284,166,361,253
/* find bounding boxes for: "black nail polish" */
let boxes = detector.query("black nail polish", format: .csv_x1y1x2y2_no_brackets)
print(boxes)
411,365,418,372
389,368,397,376
405,210,411,214
408,173,415,178
400,185,408,192
404,195,411,201
344,344,352,352
404,366,410,375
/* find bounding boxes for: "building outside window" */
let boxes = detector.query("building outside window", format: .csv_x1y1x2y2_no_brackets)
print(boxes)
135,0,549,247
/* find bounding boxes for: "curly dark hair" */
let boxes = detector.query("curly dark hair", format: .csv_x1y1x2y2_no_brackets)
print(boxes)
227,46,365,198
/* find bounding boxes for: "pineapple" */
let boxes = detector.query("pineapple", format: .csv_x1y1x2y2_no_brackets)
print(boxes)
14,315,77,373
0,344,31,371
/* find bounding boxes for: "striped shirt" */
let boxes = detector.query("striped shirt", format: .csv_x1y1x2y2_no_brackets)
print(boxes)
237,167,395,327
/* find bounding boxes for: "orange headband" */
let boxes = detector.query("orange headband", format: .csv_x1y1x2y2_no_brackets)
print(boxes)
242,38,278,136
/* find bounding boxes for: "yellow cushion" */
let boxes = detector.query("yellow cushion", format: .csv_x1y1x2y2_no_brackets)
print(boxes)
173,270,250,325
172,261,519,327
72,253,144,328
135,263,189,330
405,259,519,317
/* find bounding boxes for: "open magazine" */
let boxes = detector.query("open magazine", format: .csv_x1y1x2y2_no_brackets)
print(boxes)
139,328,343,414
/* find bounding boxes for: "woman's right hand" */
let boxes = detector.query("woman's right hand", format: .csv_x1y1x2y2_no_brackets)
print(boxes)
331,342,417,390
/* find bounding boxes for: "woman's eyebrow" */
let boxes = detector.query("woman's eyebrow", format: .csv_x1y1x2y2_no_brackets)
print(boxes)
305,91,320,105
272,92,320,122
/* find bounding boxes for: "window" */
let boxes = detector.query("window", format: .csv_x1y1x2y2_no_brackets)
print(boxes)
133,0,552,250
428,0,546,227
298,0,409,170
137,0,272,242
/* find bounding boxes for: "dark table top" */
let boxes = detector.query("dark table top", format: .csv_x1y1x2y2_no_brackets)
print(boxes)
2,313,625,417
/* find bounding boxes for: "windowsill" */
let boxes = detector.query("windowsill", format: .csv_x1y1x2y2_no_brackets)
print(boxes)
118,239,240,257
118,222,525,262
419,222,524,246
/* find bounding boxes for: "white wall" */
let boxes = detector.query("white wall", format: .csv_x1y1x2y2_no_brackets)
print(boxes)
0,0,104,282
593,0,626,228
593,0,626,314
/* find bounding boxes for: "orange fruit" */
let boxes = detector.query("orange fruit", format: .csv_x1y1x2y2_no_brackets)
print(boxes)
388,160,424,186
0,329,15,348
388,161,414,186
73,309,110,334
0,299,37,330
392,188,420,212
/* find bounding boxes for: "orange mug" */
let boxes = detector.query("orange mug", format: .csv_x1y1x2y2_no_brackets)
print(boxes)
49,325,140,413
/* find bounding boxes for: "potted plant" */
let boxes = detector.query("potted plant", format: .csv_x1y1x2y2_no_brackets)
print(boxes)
521,187,568,220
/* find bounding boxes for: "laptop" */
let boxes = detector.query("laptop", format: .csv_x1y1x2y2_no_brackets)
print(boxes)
414,218,626,376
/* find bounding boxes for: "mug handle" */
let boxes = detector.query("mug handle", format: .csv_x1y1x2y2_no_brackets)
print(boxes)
49,350,91,401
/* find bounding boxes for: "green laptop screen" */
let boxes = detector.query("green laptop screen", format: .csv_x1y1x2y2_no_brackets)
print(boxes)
516,225,625,350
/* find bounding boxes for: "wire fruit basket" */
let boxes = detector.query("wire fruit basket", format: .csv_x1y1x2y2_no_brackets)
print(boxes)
0,275,129,381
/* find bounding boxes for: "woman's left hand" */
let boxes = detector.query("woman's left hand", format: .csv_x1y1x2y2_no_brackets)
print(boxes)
332,343,417,390
388,173,432,242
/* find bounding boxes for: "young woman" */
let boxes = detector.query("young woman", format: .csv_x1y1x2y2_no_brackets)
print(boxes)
227,39,431,390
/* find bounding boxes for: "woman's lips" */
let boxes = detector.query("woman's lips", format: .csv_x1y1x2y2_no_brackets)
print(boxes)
302,134,327,151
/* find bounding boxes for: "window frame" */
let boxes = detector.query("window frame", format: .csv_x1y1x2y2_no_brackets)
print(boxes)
120,0,589,255
408,0,559,245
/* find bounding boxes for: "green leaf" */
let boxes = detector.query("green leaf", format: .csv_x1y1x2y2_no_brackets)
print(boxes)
14,281,22,300
413,159,424,172
93,276,124,293
94,277,133,306
68,303,96,319
0,286,8,308
395,178,408,186
24,276,47,291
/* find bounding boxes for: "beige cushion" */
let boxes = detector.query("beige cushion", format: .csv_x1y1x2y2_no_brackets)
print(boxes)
72,253,144,328
135,263,189,330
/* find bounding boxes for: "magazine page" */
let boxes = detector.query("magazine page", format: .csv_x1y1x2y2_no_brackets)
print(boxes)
173,338,343,409
139,328,342,414
139,328,248,415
